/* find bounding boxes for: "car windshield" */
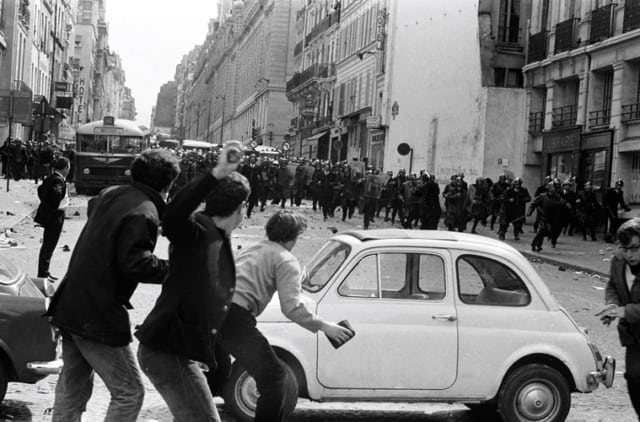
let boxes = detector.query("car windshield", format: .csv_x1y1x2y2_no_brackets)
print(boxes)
301,240,351,293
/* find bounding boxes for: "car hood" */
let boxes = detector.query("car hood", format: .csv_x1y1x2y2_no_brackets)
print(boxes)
257,293,318,323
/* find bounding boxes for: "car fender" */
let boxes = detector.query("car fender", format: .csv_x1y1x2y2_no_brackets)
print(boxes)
493,339,593,395
261,323,322,400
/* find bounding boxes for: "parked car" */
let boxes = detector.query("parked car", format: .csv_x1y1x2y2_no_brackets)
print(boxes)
222,229,615,422
0,254,61,402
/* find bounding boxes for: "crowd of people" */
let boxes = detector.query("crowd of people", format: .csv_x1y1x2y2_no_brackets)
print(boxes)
0,137,75,183
15,140,640,421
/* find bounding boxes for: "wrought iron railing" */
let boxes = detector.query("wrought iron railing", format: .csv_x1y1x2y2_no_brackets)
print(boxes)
590,4,614,43
624,0,640,33
290,117,299,128
554,18,579,53
552,105,577,128
588,109,611,127
304,11,340,45
529,111,544,132
622,103,640,122
527,31,548,63
294,41,303,56
286,63,336,93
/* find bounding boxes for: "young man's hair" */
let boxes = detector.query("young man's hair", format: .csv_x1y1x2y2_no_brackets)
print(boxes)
618,218,640,246
130,148,180,192
53,157,70,171
265,210,308,243
204,172,250,217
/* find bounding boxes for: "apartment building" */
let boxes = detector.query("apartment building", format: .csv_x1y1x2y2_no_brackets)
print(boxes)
524,0,640,203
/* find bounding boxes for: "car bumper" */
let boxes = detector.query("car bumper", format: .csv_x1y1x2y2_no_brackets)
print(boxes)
26,359,63,376
587,356,616,389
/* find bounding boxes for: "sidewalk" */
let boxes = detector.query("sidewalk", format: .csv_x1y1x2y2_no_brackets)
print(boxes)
0,179,615,278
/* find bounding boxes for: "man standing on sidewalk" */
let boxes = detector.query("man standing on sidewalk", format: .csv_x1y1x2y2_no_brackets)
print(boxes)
34,157,70,279
596,218,640,418
46,149,179,422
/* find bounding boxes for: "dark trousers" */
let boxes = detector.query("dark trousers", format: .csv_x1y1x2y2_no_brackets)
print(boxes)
363,198,377,229
38,212,64,277
341,199,357,221
219,304,298,422
626,344,640,418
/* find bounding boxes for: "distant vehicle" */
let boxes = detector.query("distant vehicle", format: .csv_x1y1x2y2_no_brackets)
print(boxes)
74,117,149,194
181,139,215,154
0,254,61,403
253,145,280,158
158,139,180,150
223,229,615,422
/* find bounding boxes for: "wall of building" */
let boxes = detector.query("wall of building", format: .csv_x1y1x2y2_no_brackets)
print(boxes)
384,0,484,184
483,87,528,183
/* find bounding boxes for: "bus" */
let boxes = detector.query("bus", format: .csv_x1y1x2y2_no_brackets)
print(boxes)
74,117,148,194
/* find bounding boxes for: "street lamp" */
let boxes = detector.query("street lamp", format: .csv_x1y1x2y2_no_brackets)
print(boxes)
216,95,226,147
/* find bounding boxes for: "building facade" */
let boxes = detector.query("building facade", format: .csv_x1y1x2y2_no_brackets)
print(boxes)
524,0,640,204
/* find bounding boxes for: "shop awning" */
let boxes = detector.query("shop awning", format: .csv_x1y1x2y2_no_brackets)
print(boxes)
32,96,66,121
304,130,328,143
619,137,640,153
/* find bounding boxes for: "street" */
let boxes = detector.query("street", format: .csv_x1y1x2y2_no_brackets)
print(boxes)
0,189,635,422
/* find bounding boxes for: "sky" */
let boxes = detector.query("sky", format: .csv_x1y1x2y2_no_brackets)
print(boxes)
106,0,219,128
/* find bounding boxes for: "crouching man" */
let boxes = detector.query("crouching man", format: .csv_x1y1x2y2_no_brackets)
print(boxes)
213,210,353,422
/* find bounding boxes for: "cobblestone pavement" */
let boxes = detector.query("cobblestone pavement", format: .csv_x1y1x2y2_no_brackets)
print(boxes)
0,180,636,421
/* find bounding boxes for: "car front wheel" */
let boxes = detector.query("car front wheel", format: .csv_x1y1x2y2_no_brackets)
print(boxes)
498,363,570,422
222,364,258,422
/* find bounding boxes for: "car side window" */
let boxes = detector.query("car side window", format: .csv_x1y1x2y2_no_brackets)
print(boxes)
338,255,378,298
417,254,446,300
456,255,531,306
380,254,408,298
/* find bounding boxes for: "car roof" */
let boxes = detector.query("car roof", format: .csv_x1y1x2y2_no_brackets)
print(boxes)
335,229,521,254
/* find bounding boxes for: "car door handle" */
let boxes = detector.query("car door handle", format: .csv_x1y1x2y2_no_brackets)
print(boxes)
432,314,457,322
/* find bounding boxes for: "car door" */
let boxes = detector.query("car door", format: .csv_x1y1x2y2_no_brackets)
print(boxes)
315,248,458,390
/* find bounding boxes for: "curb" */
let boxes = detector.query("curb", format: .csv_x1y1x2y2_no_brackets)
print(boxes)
519,249,609,280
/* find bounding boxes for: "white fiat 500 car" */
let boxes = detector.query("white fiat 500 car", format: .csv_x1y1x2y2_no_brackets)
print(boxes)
222,230,614,422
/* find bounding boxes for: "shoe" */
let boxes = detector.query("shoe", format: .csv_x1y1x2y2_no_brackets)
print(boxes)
514,236,520,241
583,236,587,241
592,237,597,241
551,243,556,248
471,229,478,234
498,235,505,240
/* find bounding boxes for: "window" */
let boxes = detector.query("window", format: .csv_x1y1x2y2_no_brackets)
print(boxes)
301,240,351,292
339,254,378,297
457,255,530,306
499,0,521,43
340,252,446,300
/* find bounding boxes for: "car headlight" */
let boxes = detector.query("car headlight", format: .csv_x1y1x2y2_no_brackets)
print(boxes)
124,169,131,176
83,168,90,175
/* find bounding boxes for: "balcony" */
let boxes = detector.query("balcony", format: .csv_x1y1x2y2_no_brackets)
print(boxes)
590,4,614,43
622,103,640,122
286,63,336,94
552,105,577,128
527,31,548,63
554,18,579,54
529,111,544,133
304,11,340,45
624,0,640,33
588,109,611,127
290,117,299,128
300,115,333,130
294,41,303,57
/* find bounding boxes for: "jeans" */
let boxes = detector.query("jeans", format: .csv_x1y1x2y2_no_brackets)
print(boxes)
137,343,221,422
218,304,298,422
52,333,144,422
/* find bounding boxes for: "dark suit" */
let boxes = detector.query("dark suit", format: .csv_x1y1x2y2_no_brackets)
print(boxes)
35,171,67,277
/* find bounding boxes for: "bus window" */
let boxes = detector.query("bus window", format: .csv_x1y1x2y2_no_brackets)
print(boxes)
111,137,143,154
78,135,108,153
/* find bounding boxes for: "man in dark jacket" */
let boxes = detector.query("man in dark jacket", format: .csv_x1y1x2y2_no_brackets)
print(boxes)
605,179,631,240
47,149,179,422
597,218,640,418
135,141,249,421
34,157,70,278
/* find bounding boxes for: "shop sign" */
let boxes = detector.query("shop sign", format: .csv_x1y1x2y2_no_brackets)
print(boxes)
542,128,580,152
366,115,381,128
582,130,612,150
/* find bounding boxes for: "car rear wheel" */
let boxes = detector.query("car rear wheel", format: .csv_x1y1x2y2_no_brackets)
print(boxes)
497,363,570,422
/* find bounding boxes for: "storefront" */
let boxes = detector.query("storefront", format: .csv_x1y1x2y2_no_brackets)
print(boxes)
542,127,581,184
580,130,613,192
